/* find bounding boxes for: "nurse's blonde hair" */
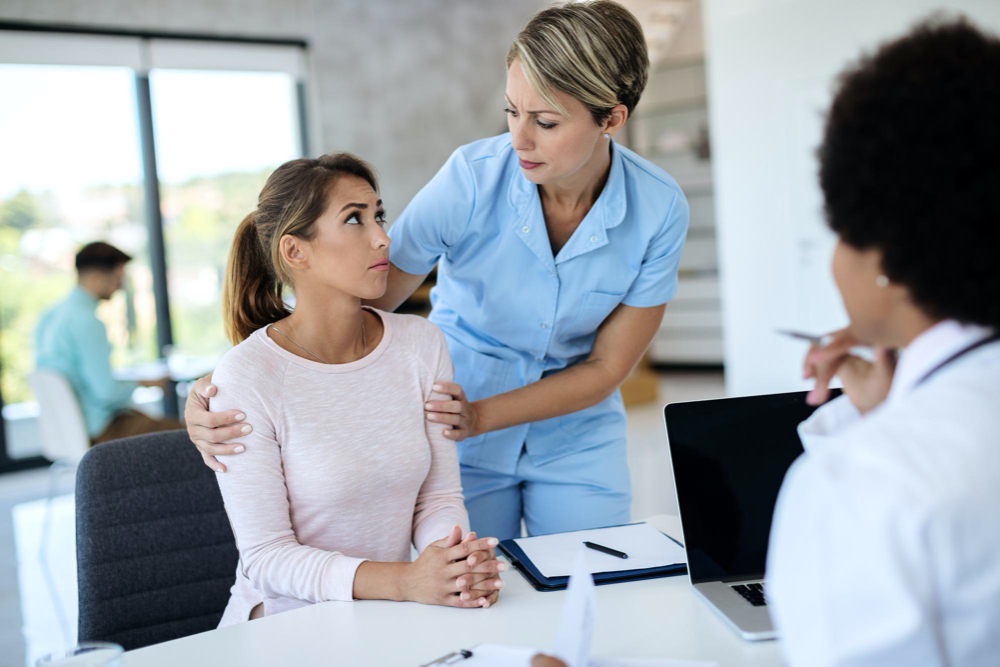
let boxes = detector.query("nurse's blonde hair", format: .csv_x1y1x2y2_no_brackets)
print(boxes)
506,0,649,124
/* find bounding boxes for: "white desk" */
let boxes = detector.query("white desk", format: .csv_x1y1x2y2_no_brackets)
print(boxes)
113,355,219,383
122,515,783,666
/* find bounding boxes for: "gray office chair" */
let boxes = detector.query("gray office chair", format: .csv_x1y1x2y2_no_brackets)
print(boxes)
76,430,238,650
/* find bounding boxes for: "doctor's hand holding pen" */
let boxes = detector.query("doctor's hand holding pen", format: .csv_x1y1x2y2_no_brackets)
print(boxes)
794,328,898,414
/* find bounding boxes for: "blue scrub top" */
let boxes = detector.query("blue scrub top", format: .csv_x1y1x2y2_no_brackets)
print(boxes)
388,133,689,475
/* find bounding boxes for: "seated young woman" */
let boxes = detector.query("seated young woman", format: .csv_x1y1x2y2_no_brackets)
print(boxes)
209,153,504,626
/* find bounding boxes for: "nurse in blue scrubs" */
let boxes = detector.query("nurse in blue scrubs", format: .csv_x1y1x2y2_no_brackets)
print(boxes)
371,1,688,539
188,1,688,541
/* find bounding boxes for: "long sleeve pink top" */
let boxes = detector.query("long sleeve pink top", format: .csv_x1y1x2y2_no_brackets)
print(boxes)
210,309,469,626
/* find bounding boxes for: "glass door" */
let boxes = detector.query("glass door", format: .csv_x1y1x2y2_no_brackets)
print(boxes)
150,68,300,359
0,63,154,463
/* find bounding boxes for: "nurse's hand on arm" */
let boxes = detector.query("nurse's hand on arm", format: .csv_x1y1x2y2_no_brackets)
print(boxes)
803,328,897,414
185,374,252,473
425,303,667,441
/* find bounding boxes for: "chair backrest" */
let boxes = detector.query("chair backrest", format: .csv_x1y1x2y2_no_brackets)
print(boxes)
76,430,238,650
28,370,91,462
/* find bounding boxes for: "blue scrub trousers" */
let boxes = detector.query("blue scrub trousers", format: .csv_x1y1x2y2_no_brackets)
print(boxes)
460,437,632,540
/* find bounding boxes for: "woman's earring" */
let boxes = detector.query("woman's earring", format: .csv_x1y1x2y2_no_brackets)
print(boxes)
876,275,890,288
604,133,611,140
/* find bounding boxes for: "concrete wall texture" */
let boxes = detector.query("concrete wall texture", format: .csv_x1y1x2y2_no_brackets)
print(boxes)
0,0,545,208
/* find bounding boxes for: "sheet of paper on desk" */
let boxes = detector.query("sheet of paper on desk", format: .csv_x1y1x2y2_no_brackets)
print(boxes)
461,648,717,667
590,659,718,666
462,649,717,667
514,522,686,579
552,550,595,667
460,553,713,667
463,644,537,665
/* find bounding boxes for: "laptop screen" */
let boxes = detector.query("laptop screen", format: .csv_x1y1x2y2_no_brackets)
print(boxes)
664,390,840,584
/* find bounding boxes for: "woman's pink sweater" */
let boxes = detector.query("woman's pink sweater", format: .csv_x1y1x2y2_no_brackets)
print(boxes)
210,309,469,626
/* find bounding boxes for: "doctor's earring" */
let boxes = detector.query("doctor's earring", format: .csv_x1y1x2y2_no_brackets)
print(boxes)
876,275,890,288
604,133,611,140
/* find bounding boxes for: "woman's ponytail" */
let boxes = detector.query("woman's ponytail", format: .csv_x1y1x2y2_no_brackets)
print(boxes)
222,212,289,344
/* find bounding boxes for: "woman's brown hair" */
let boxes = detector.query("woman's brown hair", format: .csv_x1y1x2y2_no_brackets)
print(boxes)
222,153,379,344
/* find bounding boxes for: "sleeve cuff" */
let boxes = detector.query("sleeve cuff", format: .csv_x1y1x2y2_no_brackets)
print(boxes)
621,283,677,309
390,252,438,277
322,556,368,602
387,231,440,276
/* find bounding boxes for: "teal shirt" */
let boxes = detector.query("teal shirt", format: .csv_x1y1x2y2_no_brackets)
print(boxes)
34,286,136,437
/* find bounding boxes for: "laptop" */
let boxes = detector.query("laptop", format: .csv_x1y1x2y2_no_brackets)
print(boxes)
663,389,841,641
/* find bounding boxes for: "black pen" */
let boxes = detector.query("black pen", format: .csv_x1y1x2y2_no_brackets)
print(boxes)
420,648,473,666
583,541,628,559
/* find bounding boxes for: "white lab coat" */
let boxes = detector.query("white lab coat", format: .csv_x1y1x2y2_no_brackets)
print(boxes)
767,320,1000,667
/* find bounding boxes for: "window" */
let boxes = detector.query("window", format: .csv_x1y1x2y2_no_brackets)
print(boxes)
0,64,157,460
152,69,300,357
0,28,308,469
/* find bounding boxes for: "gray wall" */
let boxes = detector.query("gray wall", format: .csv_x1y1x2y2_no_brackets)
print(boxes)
0,0,544,208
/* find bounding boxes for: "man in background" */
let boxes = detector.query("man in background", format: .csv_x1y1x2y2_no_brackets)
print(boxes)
34,241,180,444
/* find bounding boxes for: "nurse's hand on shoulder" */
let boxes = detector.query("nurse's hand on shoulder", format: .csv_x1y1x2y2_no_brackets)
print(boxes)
425,382,481,442
531,655,567,667
184,374,251,473
803,328,897,414
406,526,505,608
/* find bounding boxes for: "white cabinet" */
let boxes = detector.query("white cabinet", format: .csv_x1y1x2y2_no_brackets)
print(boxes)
651,275,723,364
630,59,723,365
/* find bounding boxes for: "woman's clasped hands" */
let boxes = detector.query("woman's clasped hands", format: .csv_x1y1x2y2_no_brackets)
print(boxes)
405,526,506,609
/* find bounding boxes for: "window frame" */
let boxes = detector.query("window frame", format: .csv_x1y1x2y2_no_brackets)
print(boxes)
0,21,311,472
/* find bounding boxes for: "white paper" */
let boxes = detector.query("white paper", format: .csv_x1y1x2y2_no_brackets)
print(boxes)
590,659,718,667
450,548,712,667
462,644,536,665
514,523,686,579
552,550,596,667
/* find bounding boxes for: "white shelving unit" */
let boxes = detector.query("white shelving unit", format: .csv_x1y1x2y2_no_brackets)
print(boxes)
630,58,723,365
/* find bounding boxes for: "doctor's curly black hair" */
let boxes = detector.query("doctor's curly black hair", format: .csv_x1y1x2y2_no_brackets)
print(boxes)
818,16,1000,328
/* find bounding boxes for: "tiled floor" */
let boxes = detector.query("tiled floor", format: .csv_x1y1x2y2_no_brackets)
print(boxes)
14,495,77,666
0,370,724,666
0,467,73,667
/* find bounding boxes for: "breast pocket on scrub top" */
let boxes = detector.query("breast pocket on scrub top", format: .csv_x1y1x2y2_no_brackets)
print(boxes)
450,346,513,447
558,291,626,344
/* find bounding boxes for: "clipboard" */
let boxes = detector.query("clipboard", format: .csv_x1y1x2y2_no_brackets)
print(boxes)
498,523,687,592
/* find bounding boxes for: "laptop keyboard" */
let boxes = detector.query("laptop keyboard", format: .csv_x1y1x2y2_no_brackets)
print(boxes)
731,582,767,606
